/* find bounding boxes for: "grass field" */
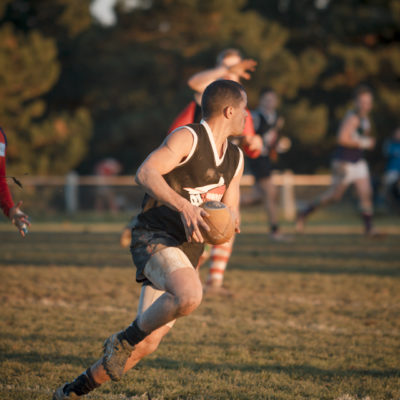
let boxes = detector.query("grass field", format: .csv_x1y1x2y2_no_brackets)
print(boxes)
0,208,399,400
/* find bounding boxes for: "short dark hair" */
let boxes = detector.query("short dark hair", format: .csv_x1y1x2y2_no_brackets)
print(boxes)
260,87,275,96
201,80,245,120
354,85,373,99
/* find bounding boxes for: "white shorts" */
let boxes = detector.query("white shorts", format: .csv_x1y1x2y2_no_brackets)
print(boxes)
137,247,194,329
332,159,370,185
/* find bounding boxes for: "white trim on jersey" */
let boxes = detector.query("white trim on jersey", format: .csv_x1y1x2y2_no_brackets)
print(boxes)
234,148,244,177
172,126,199,167
201,119,228,167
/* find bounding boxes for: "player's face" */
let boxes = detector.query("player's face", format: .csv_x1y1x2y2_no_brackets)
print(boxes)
356,92,373,115
260,92,278,111
231,92,247,136
221,54,242,82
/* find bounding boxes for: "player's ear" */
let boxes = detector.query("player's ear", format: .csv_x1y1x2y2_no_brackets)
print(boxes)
223,105,234,119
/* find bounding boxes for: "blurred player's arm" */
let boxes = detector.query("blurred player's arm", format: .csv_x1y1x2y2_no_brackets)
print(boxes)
187,65,230,95
221,150,244,233
187,59,257,95
338,114,375,149
237,110,262,158
135,128,209,242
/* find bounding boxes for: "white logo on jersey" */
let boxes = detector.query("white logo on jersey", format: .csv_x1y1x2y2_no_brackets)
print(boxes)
0,143,5,157
183,177,226,206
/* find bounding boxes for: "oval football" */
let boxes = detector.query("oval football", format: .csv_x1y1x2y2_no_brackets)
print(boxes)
199,201,235,245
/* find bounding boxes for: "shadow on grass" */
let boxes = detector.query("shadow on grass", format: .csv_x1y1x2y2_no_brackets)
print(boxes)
228,262,400,277
1,232,399,276
0,331,102,344
141,357,400,379
2,351,399,384
0,351,96,368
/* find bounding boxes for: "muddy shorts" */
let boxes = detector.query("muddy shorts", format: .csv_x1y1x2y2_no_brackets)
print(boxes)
130,228,203,285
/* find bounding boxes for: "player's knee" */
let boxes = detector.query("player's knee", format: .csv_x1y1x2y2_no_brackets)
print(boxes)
175,287,202,316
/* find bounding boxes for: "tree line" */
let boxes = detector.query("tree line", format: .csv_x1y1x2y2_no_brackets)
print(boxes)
1,0,399,176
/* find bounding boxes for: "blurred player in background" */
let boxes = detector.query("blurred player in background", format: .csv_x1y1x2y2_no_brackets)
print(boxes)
296,86,379,236
175,48,261,293
382,126,400,208
94,157,123,213
53,79,245,399
241,87,291,240
121,48,262,295
0,127,30,236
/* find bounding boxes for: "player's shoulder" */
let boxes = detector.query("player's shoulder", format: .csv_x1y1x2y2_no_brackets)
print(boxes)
344,110,360,124
166,125,198,155
168,125,198,140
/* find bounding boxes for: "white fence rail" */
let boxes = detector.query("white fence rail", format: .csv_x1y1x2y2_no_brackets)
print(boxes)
15,171,331,221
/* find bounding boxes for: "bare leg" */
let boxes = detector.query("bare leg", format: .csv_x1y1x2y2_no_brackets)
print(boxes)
240,182,263,206
296,181,348,232
53,249,203,398
353,177,374,234
257,177,279,230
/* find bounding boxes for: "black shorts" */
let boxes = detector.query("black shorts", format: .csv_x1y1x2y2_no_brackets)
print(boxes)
130,228,204,285
247,155,273,180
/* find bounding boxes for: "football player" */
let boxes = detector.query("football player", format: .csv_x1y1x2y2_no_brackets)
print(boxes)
0,127,29,236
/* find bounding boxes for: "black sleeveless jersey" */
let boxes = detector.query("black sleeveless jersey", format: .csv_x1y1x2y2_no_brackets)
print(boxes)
333,110,370,163
253,110,279,135
135,120,242,242
252,110,280,158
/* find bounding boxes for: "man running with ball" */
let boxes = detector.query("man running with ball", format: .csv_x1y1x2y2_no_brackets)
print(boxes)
53,79,246,399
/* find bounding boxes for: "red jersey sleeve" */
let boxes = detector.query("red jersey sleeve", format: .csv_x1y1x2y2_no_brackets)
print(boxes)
242,109,261,159
167,101,197,134
0,128,14,218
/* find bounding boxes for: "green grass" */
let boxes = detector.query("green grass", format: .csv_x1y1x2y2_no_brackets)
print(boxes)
0,209,399,399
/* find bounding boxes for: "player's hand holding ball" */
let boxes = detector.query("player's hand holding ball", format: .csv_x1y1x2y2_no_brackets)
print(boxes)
179,200,210,243
199,201,235,245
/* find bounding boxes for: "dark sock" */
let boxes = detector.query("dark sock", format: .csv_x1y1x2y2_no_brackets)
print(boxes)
361,212,372,233
121,319,149,347
270,224,279,234
64,368,100,396
301,203,317,218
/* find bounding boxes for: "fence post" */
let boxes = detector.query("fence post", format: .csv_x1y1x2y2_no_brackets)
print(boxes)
65,171,79,213
281,170,296,221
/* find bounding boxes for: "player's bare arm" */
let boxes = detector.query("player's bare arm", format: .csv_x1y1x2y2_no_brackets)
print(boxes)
187,65,230,94
135,128,209,242
187,59,257,95
221,157,244,233
241,133,263,152
338,115,375,149
228,58,257,80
